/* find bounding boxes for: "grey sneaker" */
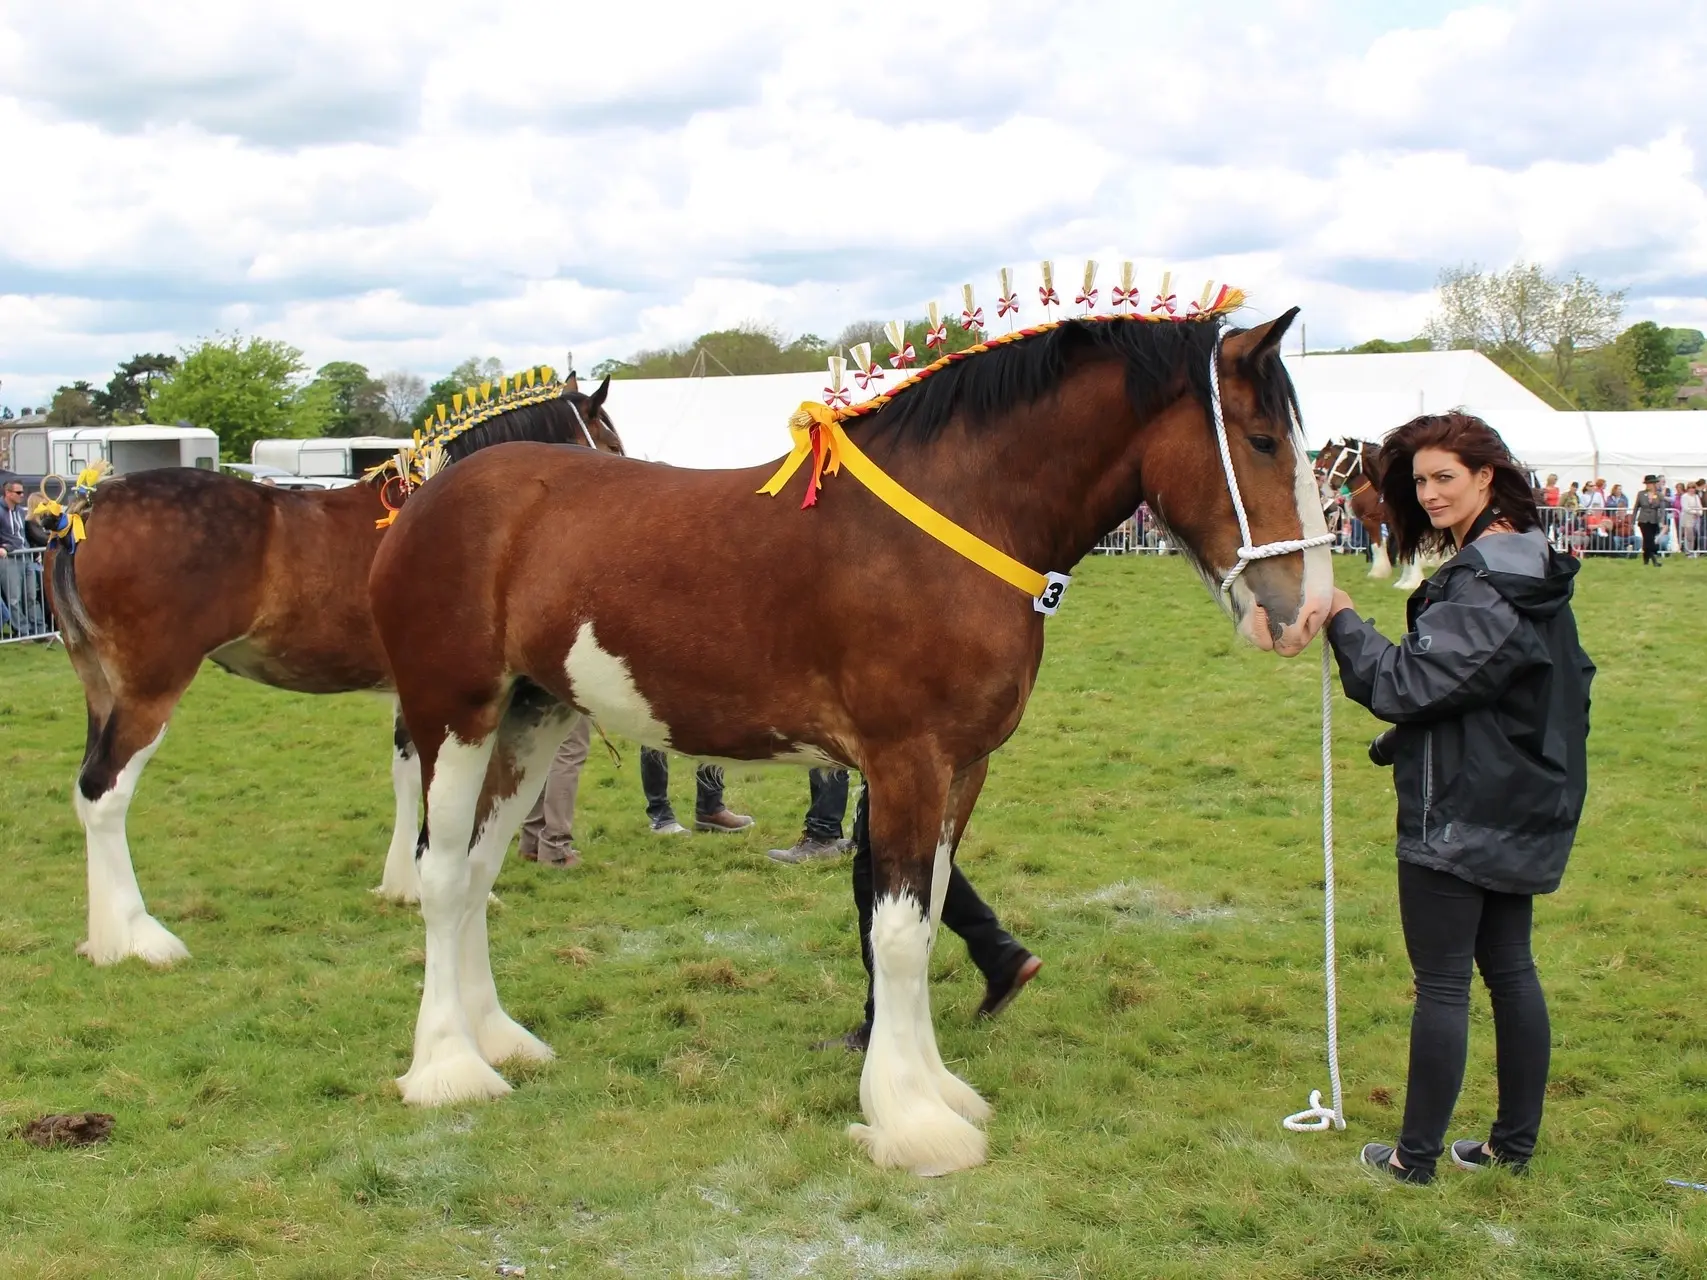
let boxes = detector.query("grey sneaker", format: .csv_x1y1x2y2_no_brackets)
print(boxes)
650,818,690,836
767,837,846,864
1451,1138,1525,1173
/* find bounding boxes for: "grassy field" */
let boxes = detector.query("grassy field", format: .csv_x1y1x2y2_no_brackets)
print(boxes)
1,554,1704,1279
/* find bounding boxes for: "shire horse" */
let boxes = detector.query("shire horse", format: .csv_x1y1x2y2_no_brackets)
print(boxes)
368,307,1334,1176
1313,435,1432,590
46,374,623,966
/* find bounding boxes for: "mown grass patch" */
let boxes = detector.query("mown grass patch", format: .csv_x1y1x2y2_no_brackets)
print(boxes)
1,555,1703,1278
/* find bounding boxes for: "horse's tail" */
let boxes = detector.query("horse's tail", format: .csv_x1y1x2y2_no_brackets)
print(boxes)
47,544,94,648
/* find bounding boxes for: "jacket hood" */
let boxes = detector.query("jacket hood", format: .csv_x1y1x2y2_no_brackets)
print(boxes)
1452,529,1578,620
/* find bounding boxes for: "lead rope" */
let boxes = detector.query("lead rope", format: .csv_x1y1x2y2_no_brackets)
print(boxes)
1281,640,1346,1131
1201,327,1344,1133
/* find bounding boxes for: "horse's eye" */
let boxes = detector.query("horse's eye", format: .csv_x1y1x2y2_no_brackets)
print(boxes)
1249,435,1278,456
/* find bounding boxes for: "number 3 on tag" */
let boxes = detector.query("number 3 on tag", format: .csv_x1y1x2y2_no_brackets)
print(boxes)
1033,571,1071,616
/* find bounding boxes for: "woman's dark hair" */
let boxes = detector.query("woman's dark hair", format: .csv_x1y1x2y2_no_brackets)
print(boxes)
1376,411,1538,559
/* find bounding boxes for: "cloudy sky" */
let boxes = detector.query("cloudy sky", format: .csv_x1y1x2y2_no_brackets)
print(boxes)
2,0,1704,410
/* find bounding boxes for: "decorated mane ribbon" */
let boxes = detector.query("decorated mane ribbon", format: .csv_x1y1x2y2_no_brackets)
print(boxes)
960,284,983,331
1151,270,1177,315
1038,260,1059,310
30,462,111,554
924,301,948,351
1111,261,1139,310
1190,280,1233,316
823,355,850,408
850,342,884,390
757,288,1249,614
1076,260,1099,312
996,267,1020,326
884,320,916,369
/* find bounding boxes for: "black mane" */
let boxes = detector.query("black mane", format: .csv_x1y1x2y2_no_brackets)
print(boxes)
437,388,613,465
855,317,1299,444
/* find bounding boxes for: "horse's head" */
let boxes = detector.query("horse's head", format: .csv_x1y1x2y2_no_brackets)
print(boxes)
1141,309,1333,657
564,376,625,456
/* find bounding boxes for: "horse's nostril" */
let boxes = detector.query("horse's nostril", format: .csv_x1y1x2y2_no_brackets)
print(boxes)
1268,611,1286,643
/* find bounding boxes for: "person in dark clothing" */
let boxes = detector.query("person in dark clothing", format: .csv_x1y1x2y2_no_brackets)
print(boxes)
1633,476,1667,566
816,780,1041,1052
638,746,752,834
1326,412,1594,1185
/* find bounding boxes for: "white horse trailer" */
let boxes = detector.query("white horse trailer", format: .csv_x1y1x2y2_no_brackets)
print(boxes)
7,425,219,477
250,436,412,479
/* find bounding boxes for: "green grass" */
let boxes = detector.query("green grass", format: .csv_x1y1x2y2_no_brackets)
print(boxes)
1,555,1704,1279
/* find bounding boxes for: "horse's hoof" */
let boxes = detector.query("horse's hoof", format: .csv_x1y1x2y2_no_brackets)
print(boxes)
78,915,191,967
397,1053,512,1107
847,1105,988,1177
475,1014,555,1066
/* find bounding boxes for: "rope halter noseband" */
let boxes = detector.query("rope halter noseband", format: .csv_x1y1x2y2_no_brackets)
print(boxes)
1206,328,1337,599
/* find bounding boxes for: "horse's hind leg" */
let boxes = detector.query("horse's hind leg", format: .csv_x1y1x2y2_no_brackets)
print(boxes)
76,690,189,966
374,705,423,904
1367,533,1393,579
459,686,577,1066
847,749,987,1177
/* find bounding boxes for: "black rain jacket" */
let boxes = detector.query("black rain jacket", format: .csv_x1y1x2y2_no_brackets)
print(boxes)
1326,524,1595,895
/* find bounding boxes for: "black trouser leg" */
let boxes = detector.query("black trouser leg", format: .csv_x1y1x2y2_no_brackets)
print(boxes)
694,764,725,820
803,768,849,842
850,783,1025,1027
1394,861,1548,1174
640,746,674,825
1477,890,1549,1163
1640,522,1659,563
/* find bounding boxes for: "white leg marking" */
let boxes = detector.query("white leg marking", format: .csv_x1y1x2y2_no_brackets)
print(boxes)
375,726,423,905
563,621,672,746
77,727,189,966
1394,558,1423,590
1368,539,1393,579
398,732,511,1107
919,820,992,1123
847,893,987,1176
462,712,577,1067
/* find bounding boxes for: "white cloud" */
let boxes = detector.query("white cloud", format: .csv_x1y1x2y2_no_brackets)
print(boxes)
1,0,1704,410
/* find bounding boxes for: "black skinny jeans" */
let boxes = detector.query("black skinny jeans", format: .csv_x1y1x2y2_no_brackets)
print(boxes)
1395,861,1550,1175
639,747,724,823
1639,521,1660,564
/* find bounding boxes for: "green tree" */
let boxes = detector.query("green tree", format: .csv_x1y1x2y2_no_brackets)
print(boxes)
91,353,178,423
590,317,984,382
1661,327,1704,356
1613,321,1677,406
1343,337,1431,354
46,380,98,427
148,334,321,461
305,360,393,437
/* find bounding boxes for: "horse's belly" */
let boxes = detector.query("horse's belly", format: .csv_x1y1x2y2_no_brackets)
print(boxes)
209,635,387,695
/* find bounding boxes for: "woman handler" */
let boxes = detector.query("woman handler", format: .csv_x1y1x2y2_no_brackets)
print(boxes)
1325,413,1595,1184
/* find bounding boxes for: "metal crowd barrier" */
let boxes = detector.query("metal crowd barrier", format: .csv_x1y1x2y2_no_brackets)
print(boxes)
1092,504,1705,560
0,547,56,643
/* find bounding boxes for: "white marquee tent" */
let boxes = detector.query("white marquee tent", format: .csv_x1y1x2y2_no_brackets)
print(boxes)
594,347,1703,495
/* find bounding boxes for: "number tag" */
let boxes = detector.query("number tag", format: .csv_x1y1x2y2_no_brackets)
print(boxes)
1032,571,1071,616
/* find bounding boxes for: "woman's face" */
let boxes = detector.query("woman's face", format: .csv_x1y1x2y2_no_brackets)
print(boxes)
1413,447,1493,530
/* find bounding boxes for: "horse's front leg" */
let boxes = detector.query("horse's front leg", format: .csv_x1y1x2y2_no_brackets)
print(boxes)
847,751,988,1176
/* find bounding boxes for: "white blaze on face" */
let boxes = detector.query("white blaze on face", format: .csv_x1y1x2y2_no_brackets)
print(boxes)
563,621,672,747
1291,428,1336,615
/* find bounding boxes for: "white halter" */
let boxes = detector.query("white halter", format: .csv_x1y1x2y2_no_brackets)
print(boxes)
1206,328,1337,598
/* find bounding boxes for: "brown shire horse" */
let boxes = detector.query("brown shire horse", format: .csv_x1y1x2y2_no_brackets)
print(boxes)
47,376,622,967
369,309,1333,1176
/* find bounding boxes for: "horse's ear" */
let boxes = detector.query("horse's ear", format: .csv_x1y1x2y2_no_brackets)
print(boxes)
588,376,610,411
565,373,579,393
1222,307,1299,369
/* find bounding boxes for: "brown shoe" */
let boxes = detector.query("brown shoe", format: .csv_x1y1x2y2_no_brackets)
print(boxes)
694,809,754,833
977,953,1042,1019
